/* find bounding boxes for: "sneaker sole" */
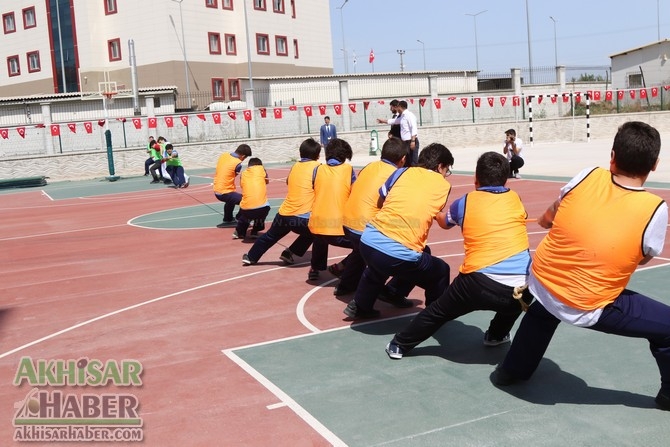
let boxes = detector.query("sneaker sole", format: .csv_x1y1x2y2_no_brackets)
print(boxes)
483,339,511,347
280,256,294,265
385,343,403,360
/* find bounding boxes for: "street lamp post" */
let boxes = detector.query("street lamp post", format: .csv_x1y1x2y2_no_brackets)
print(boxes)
417,39,426,70
396,49,406,72
525,0,534,83
550,16,558,67
337,0,349,73
171,0,191,109
465,10,487,72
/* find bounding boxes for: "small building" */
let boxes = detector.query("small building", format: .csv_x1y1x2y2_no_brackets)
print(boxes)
610,39,670,89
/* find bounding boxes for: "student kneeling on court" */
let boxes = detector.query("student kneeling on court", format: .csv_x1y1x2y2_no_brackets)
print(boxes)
385,151,533,359
233,157,270,240
491,121,670,412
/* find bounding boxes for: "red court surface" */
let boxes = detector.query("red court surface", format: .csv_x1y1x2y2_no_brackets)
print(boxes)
1,166,670,446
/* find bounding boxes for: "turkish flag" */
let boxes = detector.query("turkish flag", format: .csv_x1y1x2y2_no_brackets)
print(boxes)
333,104,342,115
35,123,46,128
131,118,142,129
500,97,507,106
460,98,468,108
50,124,60,136
288,105,297,111
318,105,327,115
664,85,670,91
562,93,570,103
258,108,267,118
348,103,357,113
16,127,25,138
243,110,252,121
408,98,414,104
550,95,557,104
377,100,385,105
212,112,222,124
447,96,456,101
605,91,613,101
419,98,426,107
197,114,206,121
116,117,126,122
67,123,76,133
363,101,370,110
433,98,441,109
180,115,189,126
640,89,647,99
148,117,157,128
487,97,494,107
574,93,581,103
617,90,625,100
629,90,636,99
227,111,237,120
651,87,659,97
273,108,282,119
84,122,93,133
165,116,174,128
526,96,531,105
474,97,481,108
0,129,8,139
98,120,106,127
593,91,601,101
512,96,520,107
537,95,543,104
586,90,593,100
369,49,375,64
303,105,313,116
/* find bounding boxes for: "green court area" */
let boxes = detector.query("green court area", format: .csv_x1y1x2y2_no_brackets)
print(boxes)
232,266,670,446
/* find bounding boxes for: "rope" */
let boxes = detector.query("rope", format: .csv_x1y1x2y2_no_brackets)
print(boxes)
513,284,530,312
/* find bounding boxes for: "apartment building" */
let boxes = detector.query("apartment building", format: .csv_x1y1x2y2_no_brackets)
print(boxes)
0,0,333,106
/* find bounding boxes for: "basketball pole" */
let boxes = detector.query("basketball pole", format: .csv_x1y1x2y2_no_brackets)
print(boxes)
103,92,120,182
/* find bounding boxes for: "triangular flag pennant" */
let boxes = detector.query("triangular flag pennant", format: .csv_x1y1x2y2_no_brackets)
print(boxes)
165,116,174,128
574,93,581,103
116,117,126,122
258,108,267,118
288,105,297,111
0,129,8,139
348,103,357,113
35,123,46,128
419,98,426,107
526,96,531,105
473,97,481,108
664,85,670,91
16,127,25,138
273,108,283,119
318,105,327,115
67,123,76,133
550,94,557,104
629,90,636,99
98,120,106,127
180,115,189,126
617,90,625,100
460,98,468,108
243,110,252,121
447,96,456,101
605,91,613,101
433,98,441,109
593,91,601,101
487,97,494,107
409,98,414,104
333,104,342,115
132,118,142,129
586,90,593,100
197,114,206,121
227,111,237,120
148,117,157,128
363,101,370,110
303,105,313,116
640,89,647,99
50,124,60,136
212,112,222,124
562,93,570,103
500,96,507,106
84,122,93,133
537,95,543,104
512,96,520,107
369,49,375,64
651,87,659,97
377,100,385,105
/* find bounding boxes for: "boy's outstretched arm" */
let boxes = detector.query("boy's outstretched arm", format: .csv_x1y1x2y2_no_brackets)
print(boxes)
538,199,560,229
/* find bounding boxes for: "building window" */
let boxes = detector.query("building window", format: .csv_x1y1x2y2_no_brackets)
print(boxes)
205,0,218,8
273,0,284,13
27,51,40,72
229,79,241,100
222,0,233,10
3,12,16,34
22,7,36,29
627,73,643,89
108,38,122,61
104,0,118,15
275,36,288,56
293,39,299,59
212,78,225,100
208,32,222,54
254,0,266,11
7,55,20,76
290,0,296,18
256,34,269,55
225,34,237,55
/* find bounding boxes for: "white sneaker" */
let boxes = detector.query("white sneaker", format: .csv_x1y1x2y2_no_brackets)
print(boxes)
514,173,522,179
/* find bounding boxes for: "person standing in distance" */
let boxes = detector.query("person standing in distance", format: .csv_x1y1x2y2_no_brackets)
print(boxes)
319,116,337,148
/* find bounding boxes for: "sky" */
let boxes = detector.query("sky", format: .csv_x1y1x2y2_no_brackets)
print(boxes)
328,0,668,75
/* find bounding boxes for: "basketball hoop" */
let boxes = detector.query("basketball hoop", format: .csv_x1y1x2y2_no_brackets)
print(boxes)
103,91,117,105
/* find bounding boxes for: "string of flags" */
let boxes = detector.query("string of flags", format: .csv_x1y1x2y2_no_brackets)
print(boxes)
1,86,669,140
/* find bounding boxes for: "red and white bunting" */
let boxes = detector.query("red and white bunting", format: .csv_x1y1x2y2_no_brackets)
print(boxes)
288,105,297,111
16,127,26,138
273,108,282,119
243,110,252,121
132,118,142,129
348,103,357,113
84,122,93,133
212,112,222,124
433,98,441,109
180,115,189,126
67,123,76,133
50,124,60,136
487,97,495,107
318,105,327,115
0,129,8,139
227,111,237,120
148,117,157,128
460,98,468,108
303,105,313,117
333,104,342,115
258,108,267,118
165,116,174,128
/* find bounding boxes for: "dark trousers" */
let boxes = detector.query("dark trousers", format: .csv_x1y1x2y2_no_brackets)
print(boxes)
144,157,154,175
402,138,420,167
246,213,315,263
166,166,185,187
215,191,242,222
310,234,353,271
235,206,270,236
149,160,163,180
510,155,525,175
354,241,449,312
501,289,670,390
337,228,367,291
394,272,531,352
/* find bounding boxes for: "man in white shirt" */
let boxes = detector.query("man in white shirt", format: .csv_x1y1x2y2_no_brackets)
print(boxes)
503,128,524,179
377,100,419,167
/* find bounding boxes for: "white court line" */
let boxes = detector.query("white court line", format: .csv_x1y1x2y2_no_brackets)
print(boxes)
41,190,54,201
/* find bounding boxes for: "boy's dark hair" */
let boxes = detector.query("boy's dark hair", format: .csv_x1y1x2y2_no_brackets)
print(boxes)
612,121,660,176
247,157,263,167
165,143,173,150
380,138,407,164
325,138,353,162
235,144,252,157
505,129,516,137
299,138,321,160
476,152,509,187
157,136,166,142
417,143,454,172
398,100,408,109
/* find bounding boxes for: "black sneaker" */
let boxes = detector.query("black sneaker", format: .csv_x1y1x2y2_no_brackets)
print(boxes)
343,299,380,319
327,263,344,278
279,249,295,265
483,331,511,346
216,219,236,228
150,179,160,184
490,366,520,386
242,254,255,266
656,389,670,411
333,284,356,296
377,287,414,308
385,341,405,360
308,269,320,280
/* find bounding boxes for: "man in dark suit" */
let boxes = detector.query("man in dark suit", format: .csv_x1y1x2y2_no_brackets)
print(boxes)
319,116,337,147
